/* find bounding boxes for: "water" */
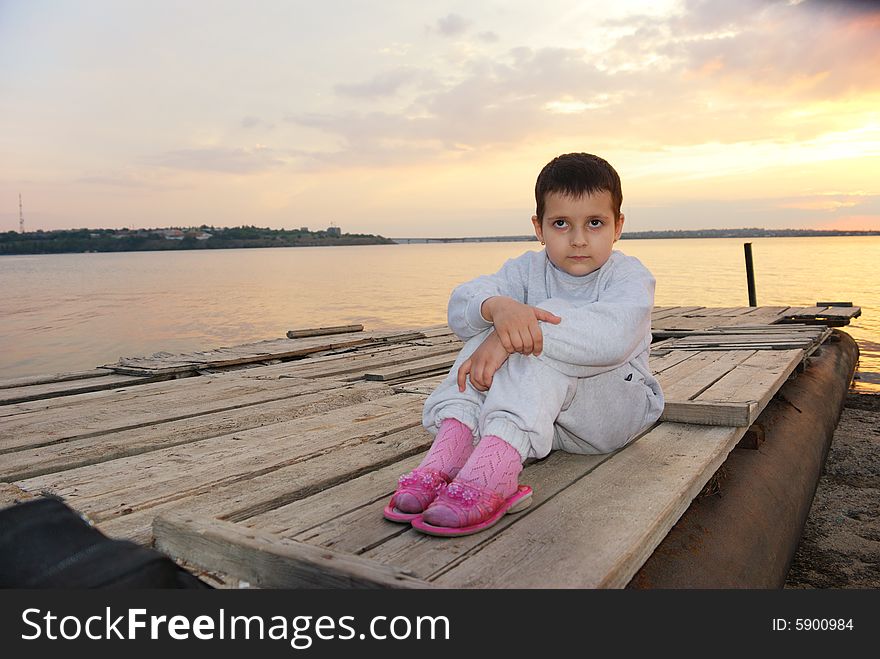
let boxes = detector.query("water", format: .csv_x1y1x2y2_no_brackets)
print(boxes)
1,237,878,391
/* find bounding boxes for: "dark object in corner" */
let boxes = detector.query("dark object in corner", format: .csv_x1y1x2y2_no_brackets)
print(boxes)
0,497,211,588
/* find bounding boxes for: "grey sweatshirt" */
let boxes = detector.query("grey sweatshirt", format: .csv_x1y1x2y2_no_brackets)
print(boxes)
447,249,658,381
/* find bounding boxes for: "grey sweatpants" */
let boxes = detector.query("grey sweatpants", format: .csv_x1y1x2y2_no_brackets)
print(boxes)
423,329,664,460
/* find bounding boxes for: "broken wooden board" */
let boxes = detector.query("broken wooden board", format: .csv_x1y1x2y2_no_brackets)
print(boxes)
104,328,427,376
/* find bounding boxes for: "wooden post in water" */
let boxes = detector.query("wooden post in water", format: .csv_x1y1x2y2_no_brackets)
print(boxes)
744,242,757,307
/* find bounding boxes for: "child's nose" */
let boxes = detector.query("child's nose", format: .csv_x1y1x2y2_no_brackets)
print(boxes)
571,230,588,246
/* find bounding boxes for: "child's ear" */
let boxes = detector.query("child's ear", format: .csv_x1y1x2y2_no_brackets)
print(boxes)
531,215,543,242
613,213,625,242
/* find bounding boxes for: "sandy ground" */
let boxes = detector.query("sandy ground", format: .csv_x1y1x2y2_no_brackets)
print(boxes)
785,392,880,588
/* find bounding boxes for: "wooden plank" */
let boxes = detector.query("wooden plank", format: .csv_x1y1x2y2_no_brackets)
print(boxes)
662,337,817,351
662,343,812,351
782,306,860,320
0,382,392,481
305,451,611,564
650,306,704,322
0,372,167,406
364,355,456,381
431,423,744,588
0,369,117,391
647,350,699,373
0,482,38,509
256,343,460,381
105,329,426,375
18,395,426,524
410,325,454,338
731,309,792,325
660,350,755,403
695,307,745,317
694,349,803,425
390,374,446,395
655,351,740,392
660,400,752,426
154,512,432,589
663,332,816,343
0,375,345,453
97,424,435,545
286,324,364,338
245,454,424,537
650,316,725,331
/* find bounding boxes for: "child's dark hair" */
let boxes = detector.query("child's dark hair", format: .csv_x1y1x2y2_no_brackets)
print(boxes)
535,153,623,221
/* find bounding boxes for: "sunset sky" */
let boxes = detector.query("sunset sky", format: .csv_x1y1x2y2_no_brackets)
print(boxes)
1,0,878,237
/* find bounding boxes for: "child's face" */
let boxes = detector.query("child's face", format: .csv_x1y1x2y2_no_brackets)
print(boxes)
531,190,624,277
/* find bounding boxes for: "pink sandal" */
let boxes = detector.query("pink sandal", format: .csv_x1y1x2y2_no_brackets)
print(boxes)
383,468,450,523
410,481,533,537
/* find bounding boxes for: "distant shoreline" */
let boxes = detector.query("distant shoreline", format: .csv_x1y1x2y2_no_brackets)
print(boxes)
0,226,394,256
393,228,880,243
2,227,878,255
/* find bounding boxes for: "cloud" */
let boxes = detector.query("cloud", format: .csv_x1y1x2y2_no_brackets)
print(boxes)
76,170,188,190
146,146,286,174
241,116,275,130
433,13,470,37
334,67,422,98
477,31,499,43
286,0,880,169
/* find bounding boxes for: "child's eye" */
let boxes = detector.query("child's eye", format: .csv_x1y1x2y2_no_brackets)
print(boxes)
552,219,567,228
589,219,603,228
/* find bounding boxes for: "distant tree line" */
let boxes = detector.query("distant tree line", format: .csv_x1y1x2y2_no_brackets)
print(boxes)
0,225,395,255
620,227,880,239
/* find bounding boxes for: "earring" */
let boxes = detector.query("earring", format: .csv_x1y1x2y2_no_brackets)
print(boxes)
540,240,545,245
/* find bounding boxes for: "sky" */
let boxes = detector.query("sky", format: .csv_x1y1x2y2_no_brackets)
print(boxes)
1,0,879,238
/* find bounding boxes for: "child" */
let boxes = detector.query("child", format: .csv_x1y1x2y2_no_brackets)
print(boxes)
384,152,664,537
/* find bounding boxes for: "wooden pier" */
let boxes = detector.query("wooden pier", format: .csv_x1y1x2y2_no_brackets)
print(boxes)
0,303,861,588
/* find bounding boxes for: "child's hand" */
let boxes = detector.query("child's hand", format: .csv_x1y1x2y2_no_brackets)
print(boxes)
457,331,510,392
481,296,562,356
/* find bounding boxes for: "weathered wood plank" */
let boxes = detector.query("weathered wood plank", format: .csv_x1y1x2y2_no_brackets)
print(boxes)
18,395,426,522
0,372,167,406
309,451,610,564
390,374,446,396
651,316,725,331
431,423,744,588
647,350,699,373
286,324,364,338
694,349,803,425
0,482,38,509
655,351,740,392
650,306,704,322
660,400,752,426
0,369,117,391
245,454,424,537
695,307,745,317
255,343,460,381
0,382,392,481
782,305,860,320
660,350,755,402
106,329,426,375
154,513,433,589
0,376,345,453
364,355,456,382
97,424,435,545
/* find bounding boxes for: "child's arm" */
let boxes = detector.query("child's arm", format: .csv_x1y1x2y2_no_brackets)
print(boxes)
481,296,561,356
534,269,655,378
446,255,530,340
456,330,510,392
